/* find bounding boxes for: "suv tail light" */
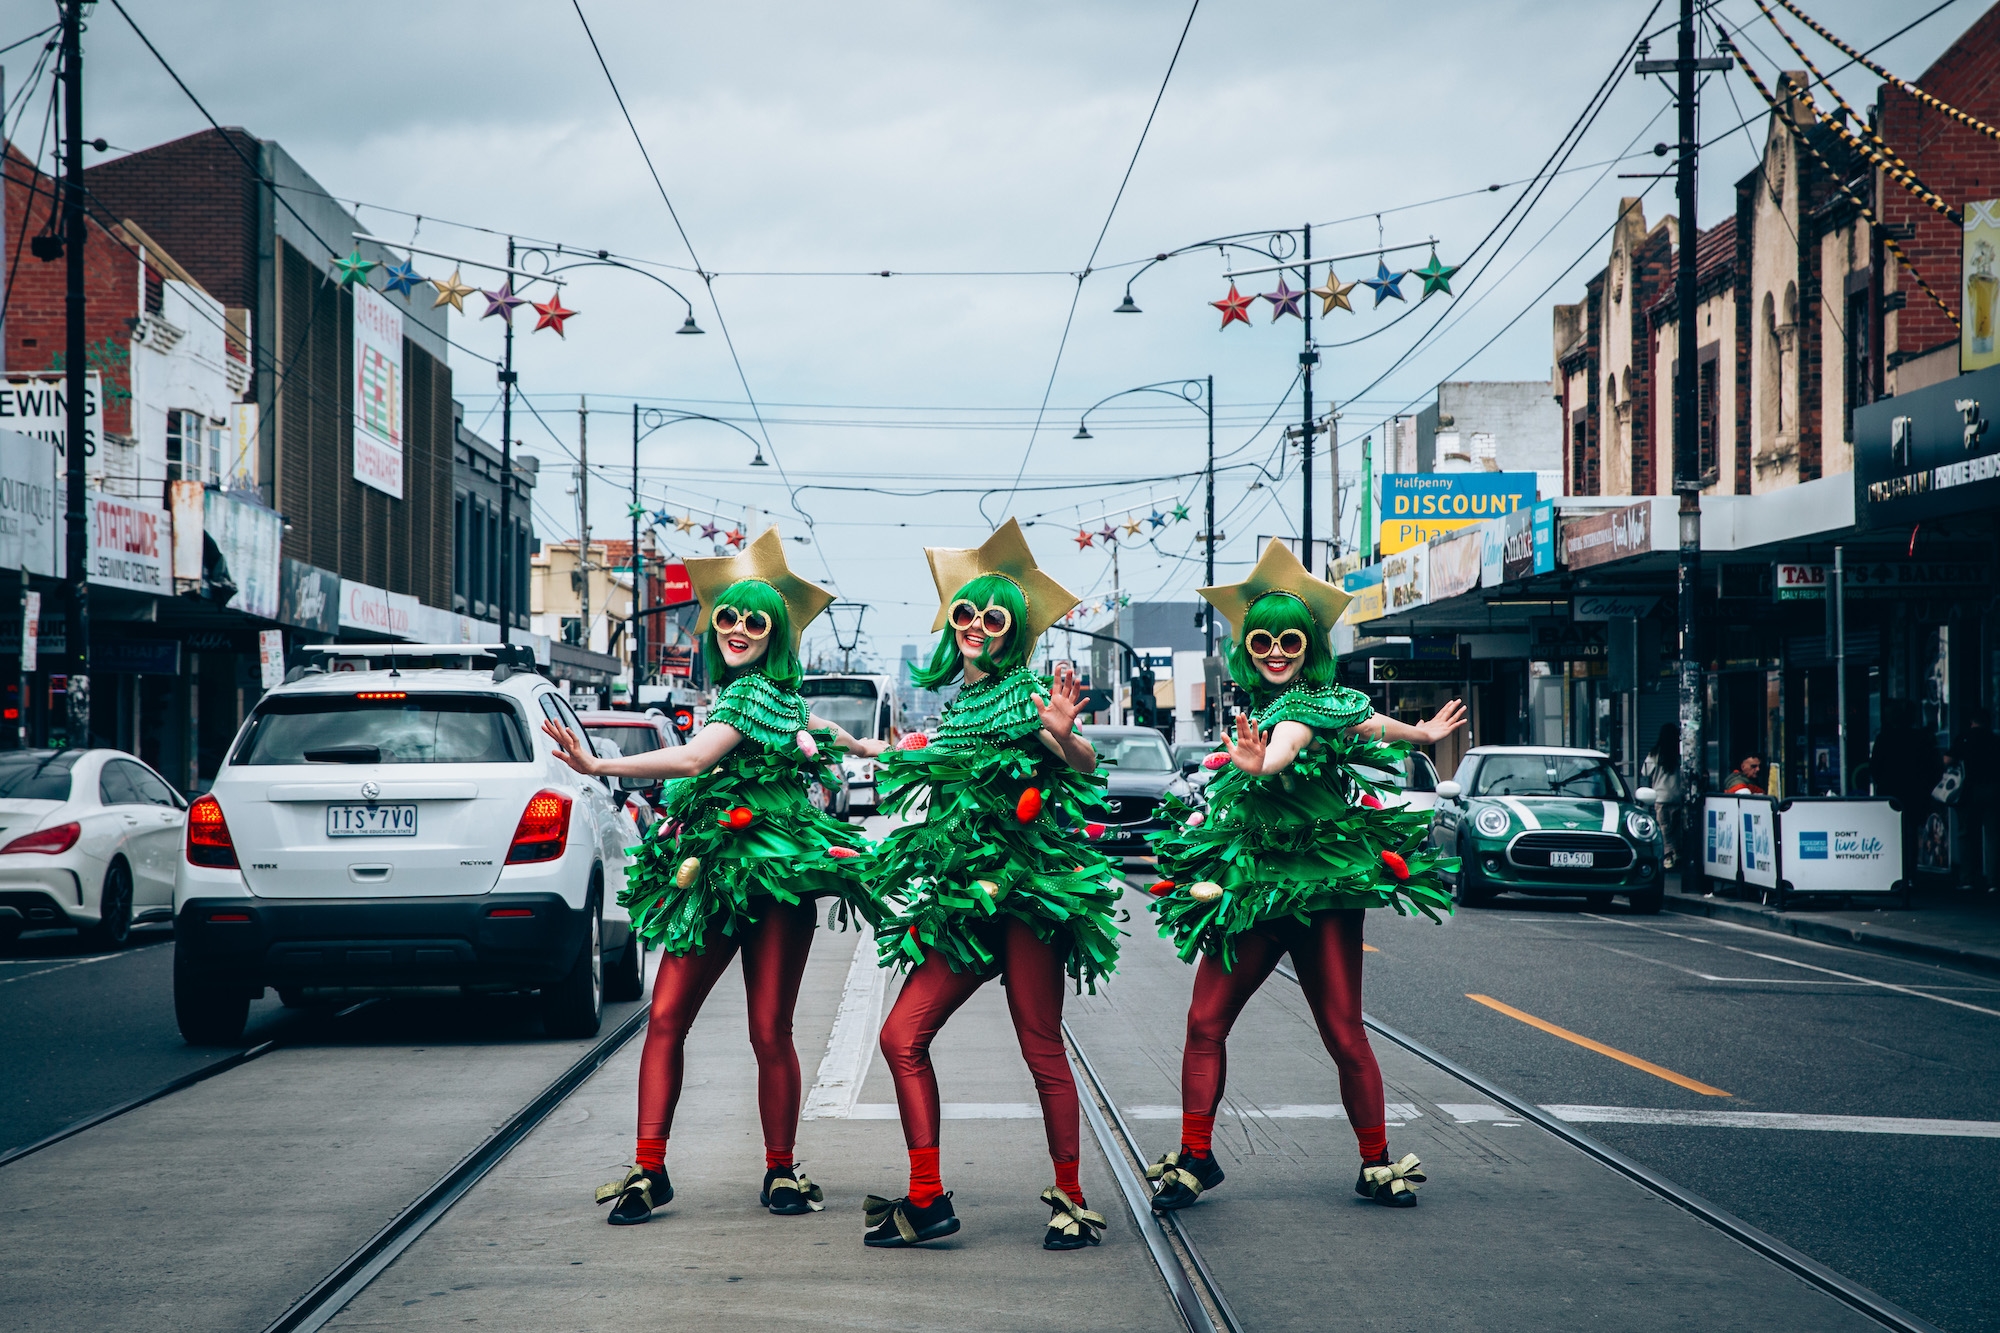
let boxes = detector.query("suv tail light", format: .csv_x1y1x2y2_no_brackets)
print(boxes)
186,795,238,868
506,790,573,864
2,821,80,855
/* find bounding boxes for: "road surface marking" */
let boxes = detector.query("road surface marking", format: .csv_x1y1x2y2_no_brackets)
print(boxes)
1363,943,1381,953
1466,993,1732,1097
849,1103,1045,1119
1545,1105,2000,1137
0,952,134,987
1732,948,2000,1019
801,931,887,1120
1587,911,1999,990
1121,1103,1424,1120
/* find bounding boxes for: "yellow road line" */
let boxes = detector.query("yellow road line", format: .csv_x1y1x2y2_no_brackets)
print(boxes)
1363,944,1380,954
1466,993,1731,1097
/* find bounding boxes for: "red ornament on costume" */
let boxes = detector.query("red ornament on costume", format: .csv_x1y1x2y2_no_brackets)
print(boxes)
1380,849,1410,880
899,732,930,750
1202,752,1230,770
1148,880,1175,897
1083,822,1106,838
1359,793,1384,809
827,845,859,859
726,806,755,829
1015,787,1044,822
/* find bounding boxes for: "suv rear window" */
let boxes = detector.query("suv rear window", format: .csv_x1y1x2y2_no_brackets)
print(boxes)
0,750,79,800
234,693,533,766
584,724,663,757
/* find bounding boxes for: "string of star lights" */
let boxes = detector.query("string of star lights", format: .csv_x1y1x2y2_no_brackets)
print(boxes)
1068,496,1194,550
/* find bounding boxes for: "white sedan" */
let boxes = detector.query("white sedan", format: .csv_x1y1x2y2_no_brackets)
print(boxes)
0,748,187,950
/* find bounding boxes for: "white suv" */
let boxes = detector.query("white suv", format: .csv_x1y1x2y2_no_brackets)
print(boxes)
172,645,640,1044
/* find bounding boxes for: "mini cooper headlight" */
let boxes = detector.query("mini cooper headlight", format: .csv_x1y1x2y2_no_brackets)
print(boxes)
1626,810,1658,841
1474,806,1512,838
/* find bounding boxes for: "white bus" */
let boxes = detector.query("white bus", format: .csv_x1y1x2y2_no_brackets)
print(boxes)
799,673,902,815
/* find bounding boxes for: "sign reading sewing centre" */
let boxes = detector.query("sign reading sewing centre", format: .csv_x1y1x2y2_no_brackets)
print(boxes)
352,284,405,500
1379,472,1536,554
0,371,101,462
86,491,169,594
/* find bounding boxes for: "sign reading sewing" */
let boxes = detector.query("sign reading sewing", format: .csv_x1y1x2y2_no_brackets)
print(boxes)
86,491,169,594
352,285,405,500
1379,473,1536,554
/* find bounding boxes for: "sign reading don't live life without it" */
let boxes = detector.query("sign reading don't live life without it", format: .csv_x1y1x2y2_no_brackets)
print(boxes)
1379,473,1537,554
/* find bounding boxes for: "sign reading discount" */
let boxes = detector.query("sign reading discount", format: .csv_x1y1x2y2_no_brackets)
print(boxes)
1380,472,1536,553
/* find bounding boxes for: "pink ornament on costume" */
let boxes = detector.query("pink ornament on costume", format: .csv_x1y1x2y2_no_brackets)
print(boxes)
900,732,930,750
1185,811,1205,828
796,730,819,759
1202,752,1230,770
1359,793,1384,809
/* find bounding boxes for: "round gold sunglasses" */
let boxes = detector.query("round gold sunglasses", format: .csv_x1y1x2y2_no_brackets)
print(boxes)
949,600,1013,637
1245,627,1309,659
712,605,773,640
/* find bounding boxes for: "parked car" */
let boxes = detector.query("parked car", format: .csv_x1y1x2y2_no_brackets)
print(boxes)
1354,750,1444,815
0,749,187,950
577,708,683,830
1077,725,1199,858
173,648,643,1045
1173,740,1218,792
1429,745,1663,912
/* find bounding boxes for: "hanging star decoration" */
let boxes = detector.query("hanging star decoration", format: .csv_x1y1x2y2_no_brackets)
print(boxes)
1360,259,1406,307
331,251,378,288
1074,529,1095,550
1122,515,1144,537
651,509,673,527
480,281,527,323
1147,510,1167,530
724,529,747,549
1171,502,1191,522
1413,250,1458,299
627,501,646,520
1261,278,1305,321
700,521,721,540
381,260,425,297
1097,523,1118,543
431,268,476,313
532,292,578,337
1210,283,1254,329
1311,269,1357,315
675,515,697,534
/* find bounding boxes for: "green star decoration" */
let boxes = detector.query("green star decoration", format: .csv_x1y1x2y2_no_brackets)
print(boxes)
1170,502,1191,522
331,251,378,287
627,502,647,520
1414,252,1458,298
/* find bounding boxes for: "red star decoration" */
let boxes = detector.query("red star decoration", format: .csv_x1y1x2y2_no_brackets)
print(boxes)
700,522,721,539
1074,529,1094,549
724,529,745,548
532,292,577,337
1211,283,1253,329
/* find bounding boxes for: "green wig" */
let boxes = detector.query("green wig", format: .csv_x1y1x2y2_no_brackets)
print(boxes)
1222,591,1338,695
910,573,1031,690
700,578,802,691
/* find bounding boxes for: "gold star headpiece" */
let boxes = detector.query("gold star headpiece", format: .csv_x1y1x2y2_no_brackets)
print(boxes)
685,526,832,653
1198,537,1351,643
924,518,1079,643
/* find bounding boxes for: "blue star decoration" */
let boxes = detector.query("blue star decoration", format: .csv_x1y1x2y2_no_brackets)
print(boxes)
381,260,425,297
1147,510,1167,529
651,509,673,528
1261,278,1305,321
1361,259,1406,307
1413,251,1458,298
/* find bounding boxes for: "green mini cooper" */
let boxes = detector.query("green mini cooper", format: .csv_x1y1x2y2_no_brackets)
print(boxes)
1429,746,1664,912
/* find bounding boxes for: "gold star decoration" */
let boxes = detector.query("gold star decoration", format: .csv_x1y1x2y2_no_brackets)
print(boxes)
1311,270,1357,315
431,268,476,313
674,515,696,533
1122,515,1143,537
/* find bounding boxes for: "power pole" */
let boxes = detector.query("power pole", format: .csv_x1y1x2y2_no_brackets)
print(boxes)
61,0,88,745
1202,374,1215,652
1299,222,1317,576
1637,0,1728,882
631,403,643,706
577,396,590,649
497,237,516,646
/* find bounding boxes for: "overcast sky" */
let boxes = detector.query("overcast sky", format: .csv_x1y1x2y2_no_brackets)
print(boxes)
9,0,1969,665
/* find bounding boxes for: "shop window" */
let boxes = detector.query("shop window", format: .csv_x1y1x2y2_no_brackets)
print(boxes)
1843,289,1870,441
453,494,467,603
165,409,208,485
561,616,584,646
1697,347,1719,482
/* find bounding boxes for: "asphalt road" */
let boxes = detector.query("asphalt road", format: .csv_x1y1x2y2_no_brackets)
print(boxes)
1359,895,2000,1333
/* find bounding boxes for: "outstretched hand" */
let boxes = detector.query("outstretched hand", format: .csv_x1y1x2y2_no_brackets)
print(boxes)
1031,666,1085,738
1413,699,1469,744
1223,711,1269,775
541,719,599,775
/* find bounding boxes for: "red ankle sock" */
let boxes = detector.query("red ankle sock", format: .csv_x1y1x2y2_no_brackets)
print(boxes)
1181,1112,1216,1156
907,1147,943,1207
1354,1123,1388,1163
765,1147,792,1171
635,1137,666,1172
1053,1158,1082,1202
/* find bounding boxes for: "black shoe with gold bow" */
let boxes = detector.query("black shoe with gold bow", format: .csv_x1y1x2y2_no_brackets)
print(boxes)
762,1164,826,1216
1147,1147,1224,1212
1041,1186,1106,1250
596,1165,672,1225
863,1192,960,1247
1355,1153,1424,1207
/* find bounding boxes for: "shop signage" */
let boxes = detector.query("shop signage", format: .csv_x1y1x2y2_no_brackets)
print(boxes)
1382,546,1428,613
258,629,285,689
1561,501,1654,570
94,638,180,675
1531,499,1556,574
352,284,405,500
1379,472,1537,554
186,629,252,653
1531,623,1609,660
1571,594,1658,620
1499,507,1535,581
1369,658,1492,683
1338,579,1384,626
0,372,101,462
279,558,341,634
660,561,692,606
339,579,418,637
0,427,63,578
168,480,204,581
1965,199,2000,374
205,488,283,620
1854,362,2000,525
86,491,169,594
1841,560,1989,595
1427,527,1484,602
21,591,38,671
1479,516,1505,587
1774,563,1826,600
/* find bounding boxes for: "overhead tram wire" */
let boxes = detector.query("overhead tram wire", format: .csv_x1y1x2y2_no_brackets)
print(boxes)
996,0,1201,513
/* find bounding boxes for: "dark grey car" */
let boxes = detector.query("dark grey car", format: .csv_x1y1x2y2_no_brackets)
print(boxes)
1078,725,1199,858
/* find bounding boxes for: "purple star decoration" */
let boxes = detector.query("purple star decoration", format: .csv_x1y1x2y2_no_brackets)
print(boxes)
1261,278,1305,321
480,281,527,322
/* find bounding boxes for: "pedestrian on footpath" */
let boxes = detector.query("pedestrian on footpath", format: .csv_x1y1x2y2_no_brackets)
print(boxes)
1723,755,1765,795
862,520,1122,1251
543,529,887,1226
1945,710,2000,892
1641,725,1683,869
1872,702,1942,887
1145,540,1465,1214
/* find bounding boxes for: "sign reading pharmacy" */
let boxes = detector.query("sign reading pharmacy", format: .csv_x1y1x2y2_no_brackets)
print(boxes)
1379,473,1536,554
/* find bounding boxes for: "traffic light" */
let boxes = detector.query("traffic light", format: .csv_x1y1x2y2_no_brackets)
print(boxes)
1131,669,1158,727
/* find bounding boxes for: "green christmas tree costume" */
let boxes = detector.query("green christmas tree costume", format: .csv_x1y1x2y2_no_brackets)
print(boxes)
621,672,876,955
871,666,1123,988
1148,682,1456,968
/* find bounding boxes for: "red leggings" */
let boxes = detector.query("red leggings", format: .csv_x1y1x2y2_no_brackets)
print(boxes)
1182,909,1386,1159
635,899,817,1161
879,916,1080,1168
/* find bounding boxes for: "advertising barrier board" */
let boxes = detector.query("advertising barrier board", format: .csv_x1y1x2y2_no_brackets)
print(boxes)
1778,798,1903,895
1703,796,1740,880
1740,797,1778,890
